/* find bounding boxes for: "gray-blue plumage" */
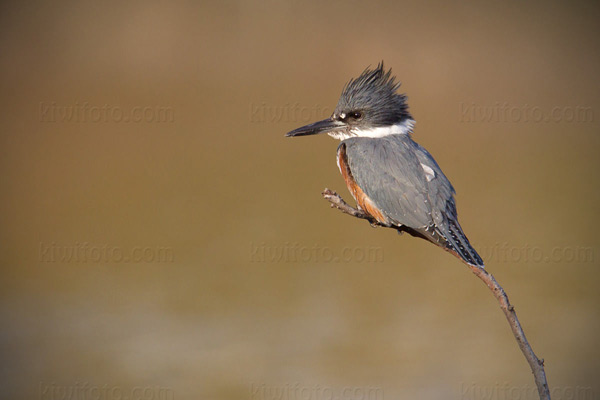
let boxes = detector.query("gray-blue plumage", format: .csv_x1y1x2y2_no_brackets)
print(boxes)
342,134,451,227
340,134,483,266
335,64,412,128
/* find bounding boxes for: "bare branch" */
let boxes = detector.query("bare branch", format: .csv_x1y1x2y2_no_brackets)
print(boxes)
322,189,551,400
322,188,379,223
469,267,550,399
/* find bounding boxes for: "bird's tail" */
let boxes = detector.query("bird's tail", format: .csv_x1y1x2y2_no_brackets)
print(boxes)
444,219,484,268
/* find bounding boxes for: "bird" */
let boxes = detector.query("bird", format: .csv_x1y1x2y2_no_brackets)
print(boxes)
285,62,484,268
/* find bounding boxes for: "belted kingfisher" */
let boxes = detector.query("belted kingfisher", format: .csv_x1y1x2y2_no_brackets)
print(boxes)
286,63,484,267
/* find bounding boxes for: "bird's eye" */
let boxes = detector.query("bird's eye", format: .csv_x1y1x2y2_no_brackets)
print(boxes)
337,111,362,122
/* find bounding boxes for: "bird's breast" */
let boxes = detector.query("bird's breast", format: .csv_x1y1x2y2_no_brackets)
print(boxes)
336,142,390,225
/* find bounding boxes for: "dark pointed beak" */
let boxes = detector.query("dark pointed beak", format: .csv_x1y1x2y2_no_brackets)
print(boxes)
285,118,344,137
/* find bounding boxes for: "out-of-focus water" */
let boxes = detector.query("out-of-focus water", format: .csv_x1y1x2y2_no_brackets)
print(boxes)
1,1,599,399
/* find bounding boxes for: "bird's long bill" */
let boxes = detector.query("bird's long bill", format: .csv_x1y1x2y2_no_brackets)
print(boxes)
285,118,343,137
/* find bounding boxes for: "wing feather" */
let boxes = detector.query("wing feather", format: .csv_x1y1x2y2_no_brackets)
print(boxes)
341,135,484,267
342,135,454,229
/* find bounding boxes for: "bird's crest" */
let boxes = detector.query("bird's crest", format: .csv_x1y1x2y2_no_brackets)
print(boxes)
335,62,412,127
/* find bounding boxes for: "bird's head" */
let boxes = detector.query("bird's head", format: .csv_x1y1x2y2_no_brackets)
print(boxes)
285,62,414,140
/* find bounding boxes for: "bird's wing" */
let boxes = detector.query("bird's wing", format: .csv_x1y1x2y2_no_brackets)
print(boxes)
341,134,453,229
411,141,484,266
410,140,457,225
342,135,484,267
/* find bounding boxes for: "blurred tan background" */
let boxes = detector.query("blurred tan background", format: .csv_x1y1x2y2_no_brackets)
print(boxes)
1,1,599,399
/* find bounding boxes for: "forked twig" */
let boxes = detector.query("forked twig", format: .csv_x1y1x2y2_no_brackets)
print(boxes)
321,188,551,400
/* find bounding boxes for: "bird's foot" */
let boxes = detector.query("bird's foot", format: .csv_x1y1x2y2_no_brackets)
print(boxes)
322,188,382,227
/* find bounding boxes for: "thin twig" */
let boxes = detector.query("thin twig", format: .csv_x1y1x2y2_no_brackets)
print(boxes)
321,188,551,400
322,188,383,226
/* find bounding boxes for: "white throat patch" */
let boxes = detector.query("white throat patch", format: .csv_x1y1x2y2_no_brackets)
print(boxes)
327,119,415,141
